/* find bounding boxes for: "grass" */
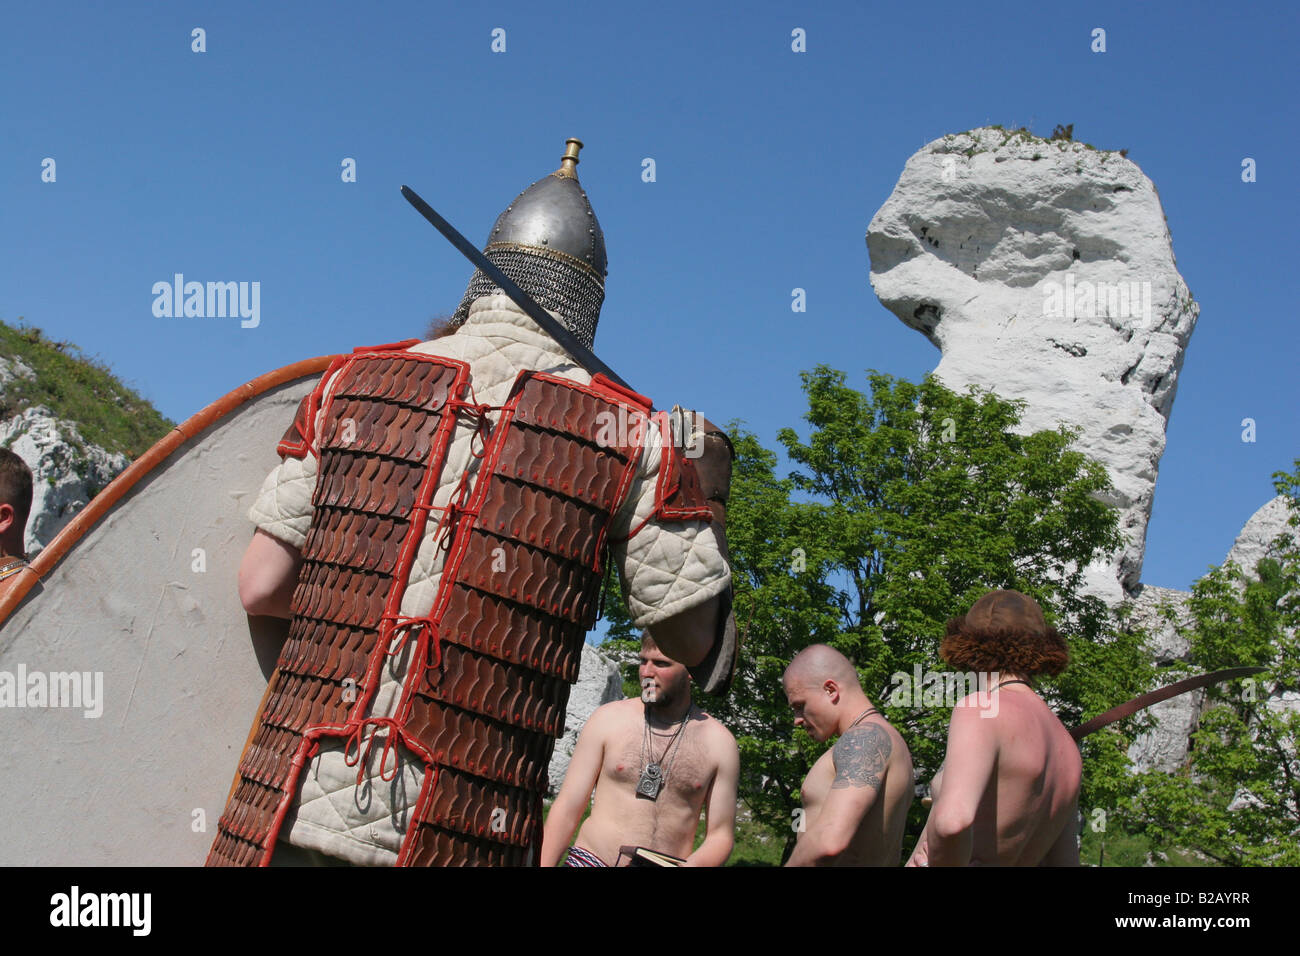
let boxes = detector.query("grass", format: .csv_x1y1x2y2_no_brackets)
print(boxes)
0,319,174,459
725,806,786,866
939,125,1126,159
1081,825,1210,867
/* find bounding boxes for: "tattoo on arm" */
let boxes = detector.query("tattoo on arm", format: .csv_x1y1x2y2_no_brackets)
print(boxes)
831,725,891,791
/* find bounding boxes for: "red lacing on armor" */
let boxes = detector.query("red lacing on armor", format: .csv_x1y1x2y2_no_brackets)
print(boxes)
380,613,442,669
343,716,412,785
446,384,501,462
379,613,435,660
425,388,505,552
434,502,470,553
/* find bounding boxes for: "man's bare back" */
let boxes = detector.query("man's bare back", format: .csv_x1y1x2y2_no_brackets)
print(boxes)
915,684,1081,866
797,715,914,866
571,698,735,865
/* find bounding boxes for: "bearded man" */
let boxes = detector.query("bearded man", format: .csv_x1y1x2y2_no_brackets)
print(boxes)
208,139,738,867
541,631,738,867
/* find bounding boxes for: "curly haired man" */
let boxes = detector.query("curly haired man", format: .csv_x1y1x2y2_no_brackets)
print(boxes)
907,590,1081,866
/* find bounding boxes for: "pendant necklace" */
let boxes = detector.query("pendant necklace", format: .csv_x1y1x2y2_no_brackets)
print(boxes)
637,706,691,801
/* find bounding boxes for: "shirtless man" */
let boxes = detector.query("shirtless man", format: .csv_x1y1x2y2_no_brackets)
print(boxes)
907,590,1081,867
782,644,913,866
541,633,739,867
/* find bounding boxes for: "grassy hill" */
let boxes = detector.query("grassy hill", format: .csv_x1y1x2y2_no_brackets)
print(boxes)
0,318,174,459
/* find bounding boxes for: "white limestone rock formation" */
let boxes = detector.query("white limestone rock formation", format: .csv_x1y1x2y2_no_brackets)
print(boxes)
1124,583,1198,771
1127,583,1195,665
0,405,130,557
1225,495,1294,575
547,642,625,794
1223,495,1300,763
868,127,1199,605
1126,496,1298,771
0,355,36,390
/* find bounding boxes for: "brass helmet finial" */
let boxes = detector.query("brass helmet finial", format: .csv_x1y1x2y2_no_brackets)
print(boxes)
557,138,583,179
451,136,607,347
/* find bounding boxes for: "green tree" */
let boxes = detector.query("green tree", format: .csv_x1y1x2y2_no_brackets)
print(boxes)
603,368,1153,861
1125,463,1300,865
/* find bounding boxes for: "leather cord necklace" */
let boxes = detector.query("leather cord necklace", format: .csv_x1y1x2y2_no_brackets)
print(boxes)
993,678,1033,691
847,706,879,729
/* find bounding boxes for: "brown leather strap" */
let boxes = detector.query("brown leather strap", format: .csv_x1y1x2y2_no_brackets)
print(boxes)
1070,666,1266,740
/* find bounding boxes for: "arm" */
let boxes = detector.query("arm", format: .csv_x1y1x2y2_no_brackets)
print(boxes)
540,707,609,866
785,723,891,866
925,703,997,866
683,730,739,867
238,529,304,618
1038,799,1081,867
905,764,943,866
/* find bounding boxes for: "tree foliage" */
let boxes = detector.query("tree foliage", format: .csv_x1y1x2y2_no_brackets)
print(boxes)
604,368,1154,860
1125,462,1300,865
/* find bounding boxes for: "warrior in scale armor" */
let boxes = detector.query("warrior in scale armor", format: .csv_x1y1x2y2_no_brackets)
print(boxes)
207,140,737,866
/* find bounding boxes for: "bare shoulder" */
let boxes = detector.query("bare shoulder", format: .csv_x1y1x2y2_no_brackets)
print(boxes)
949,691,1005,734
693,710,739,756
832,722,893,790
583,698,639,736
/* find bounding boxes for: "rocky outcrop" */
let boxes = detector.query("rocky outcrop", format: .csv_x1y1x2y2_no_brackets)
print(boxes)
547,642,625,794
1126,497,1297,771
867,127,1199,605
0,405,129,557
1125,584,1199,771
0,355,36,391
1225,496,1294,574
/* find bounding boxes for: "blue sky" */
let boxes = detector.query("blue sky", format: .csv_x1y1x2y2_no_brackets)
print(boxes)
2,0,1297,592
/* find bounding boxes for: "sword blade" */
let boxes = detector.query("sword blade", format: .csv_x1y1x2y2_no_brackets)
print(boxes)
1070,665,1266,740
400,184,631,390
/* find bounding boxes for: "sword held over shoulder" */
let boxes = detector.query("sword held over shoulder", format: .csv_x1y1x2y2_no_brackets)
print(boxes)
400,184,632,391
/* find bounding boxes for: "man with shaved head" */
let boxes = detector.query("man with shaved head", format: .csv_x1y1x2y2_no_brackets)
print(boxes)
782,644,913,866
906,590,1081,866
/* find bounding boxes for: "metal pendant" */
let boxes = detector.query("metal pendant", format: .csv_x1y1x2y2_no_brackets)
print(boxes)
636,763,663,800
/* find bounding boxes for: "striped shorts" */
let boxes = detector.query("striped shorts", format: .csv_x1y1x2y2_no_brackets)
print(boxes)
564,845,608,867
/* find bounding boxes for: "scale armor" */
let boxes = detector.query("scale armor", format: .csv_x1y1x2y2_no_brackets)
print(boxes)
206,141,727,866
207,348,672,866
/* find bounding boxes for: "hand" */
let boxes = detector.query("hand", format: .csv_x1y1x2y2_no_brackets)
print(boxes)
906,836,930,867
